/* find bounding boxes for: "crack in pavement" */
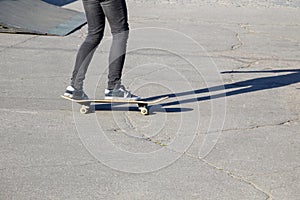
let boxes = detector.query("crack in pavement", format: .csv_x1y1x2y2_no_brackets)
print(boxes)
199,157,273,200
231,32,244,50
220,118,300,133
163,145,274,199
0,35,38,53
148,141,275,200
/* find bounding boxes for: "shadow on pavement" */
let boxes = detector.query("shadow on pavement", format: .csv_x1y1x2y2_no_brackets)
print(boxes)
93,103,193,115
143,69,300,107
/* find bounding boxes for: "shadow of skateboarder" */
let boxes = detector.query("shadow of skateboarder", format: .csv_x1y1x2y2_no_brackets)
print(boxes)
144,69,300,108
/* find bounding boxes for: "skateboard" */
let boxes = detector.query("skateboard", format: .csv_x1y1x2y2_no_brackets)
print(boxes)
61,95,168,115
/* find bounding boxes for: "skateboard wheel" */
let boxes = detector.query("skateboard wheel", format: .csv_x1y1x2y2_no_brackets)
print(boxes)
140,107,148,115
80,107,89,114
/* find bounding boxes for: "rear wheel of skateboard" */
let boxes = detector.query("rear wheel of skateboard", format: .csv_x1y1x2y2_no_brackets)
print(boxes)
80,106,89,114
138,103,149,115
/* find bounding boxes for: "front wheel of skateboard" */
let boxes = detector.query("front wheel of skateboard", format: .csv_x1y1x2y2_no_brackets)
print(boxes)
140,107,148,115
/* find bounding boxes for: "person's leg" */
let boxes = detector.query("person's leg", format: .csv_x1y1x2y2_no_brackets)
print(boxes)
100,0,129,90
70,0,106,91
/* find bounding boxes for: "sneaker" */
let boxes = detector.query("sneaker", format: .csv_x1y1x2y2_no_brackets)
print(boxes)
63,86,75,98
72,89,89,100
104,85,140,100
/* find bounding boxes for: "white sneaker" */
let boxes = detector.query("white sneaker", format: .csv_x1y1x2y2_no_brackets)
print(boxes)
63,86,75,98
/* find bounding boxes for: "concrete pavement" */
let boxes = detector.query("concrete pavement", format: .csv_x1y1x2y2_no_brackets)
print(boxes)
0,0,299,199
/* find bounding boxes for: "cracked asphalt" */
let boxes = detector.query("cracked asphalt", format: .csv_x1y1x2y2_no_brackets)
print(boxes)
1,0,299,199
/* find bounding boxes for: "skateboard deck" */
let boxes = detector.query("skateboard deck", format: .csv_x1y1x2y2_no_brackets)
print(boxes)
61,95,168,115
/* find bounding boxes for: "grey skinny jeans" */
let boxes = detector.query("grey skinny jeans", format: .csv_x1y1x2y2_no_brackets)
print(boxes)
70,0,129,90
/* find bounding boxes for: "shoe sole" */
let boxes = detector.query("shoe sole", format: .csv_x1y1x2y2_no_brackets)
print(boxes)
63,93,73,98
